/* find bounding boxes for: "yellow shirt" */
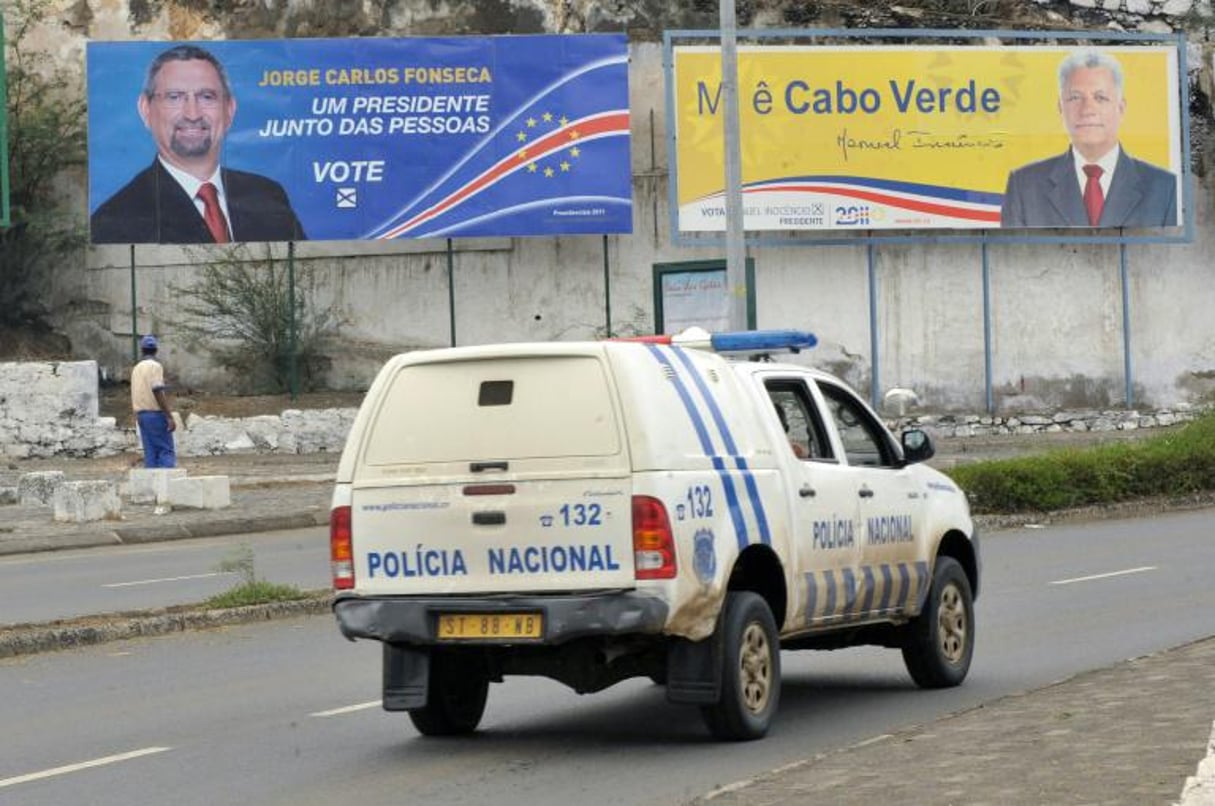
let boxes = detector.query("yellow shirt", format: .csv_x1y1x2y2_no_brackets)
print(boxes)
130,358,166,412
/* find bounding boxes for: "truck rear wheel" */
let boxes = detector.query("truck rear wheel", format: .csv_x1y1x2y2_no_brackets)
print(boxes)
408,651,489,736
901,556,974,688
700,591,781,741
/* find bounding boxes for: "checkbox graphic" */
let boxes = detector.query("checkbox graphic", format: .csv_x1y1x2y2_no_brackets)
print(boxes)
336,188,357,208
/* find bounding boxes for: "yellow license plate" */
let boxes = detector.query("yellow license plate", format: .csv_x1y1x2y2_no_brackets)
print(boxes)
437,613,543,640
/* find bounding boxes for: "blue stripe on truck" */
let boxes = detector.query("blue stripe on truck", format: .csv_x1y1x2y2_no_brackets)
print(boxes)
669,347,772,545
645,344,750,550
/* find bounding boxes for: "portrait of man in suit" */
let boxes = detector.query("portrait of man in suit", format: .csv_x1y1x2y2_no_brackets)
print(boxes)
90,44,307,245
1000,49,1177,229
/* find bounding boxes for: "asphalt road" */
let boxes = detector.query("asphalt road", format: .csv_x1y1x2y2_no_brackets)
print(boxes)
1,509,1214,805
0,527,331,626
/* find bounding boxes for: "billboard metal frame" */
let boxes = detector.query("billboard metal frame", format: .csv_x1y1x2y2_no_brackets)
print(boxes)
663,27,1194,247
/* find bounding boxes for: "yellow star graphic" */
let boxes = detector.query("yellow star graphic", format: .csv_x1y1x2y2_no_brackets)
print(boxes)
542,112,553,123
569,146,581,158
544,166,555,177
560,161,571,172
526,117,537,128
518,148,528,160
516,131,528,142
559,115,569,126
568,129,581,141
527,162,538,173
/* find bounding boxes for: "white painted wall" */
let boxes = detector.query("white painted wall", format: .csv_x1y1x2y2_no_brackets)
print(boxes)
59,42,1215,412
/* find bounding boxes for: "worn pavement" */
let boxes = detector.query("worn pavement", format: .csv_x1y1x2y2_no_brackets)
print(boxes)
1,438,1213,805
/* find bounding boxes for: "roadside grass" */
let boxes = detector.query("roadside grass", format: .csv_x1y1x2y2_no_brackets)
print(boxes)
946,411,1215,513
204,544,307,609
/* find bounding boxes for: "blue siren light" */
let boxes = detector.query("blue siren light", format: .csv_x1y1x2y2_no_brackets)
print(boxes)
664,327,818,353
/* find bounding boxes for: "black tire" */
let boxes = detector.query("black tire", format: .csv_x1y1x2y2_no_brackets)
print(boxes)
700,591,781,741
902,556,975,689
408,652,489,736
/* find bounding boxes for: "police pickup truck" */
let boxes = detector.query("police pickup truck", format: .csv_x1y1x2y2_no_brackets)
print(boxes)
330,328,979,741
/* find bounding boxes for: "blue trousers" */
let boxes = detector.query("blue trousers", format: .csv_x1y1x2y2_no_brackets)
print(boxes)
136,411,177,468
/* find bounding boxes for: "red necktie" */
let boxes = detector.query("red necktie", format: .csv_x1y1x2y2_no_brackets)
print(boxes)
197,182,231,243
1082,164,1104,227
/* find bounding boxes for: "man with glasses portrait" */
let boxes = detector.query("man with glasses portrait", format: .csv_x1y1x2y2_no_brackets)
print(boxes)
90,44,307,244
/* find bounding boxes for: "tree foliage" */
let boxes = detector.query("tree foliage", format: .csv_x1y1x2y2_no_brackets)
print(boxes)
171,245,341,394
0,0,88,326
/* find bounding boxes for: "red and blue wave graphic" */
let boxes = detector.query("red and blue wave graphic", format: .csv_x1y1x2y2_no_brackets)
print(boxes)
369,55,633,240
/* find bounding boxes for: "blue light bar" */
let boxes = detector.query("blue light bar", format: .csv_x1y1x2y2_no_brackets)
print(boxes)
706,329,818,353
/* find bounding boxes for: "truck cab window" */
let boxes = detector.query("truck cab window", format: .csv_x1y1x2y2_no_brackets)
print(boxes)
816,381,897,468
764,381,833,461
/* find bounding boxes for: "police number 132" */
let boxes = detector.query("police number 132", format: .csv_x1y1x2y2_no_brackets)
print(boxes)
687,485,714,518
559,503,602,526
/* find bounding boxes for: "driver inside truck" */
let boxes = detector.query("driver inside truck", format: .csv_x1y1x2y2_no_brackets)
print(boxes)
774,402,810,459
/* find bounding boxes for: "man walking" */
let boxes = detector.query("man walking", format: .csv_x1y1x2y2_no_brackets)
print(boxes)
131,334,177,468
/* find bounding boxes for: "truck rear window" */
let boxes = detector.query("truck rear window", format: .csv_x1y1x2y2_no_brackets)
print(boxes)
363,356,622,464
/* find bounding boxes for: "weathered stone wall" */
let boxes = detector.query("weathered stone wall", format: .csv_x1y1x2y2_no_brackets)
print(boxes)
0,361,128,458
0,360,353,458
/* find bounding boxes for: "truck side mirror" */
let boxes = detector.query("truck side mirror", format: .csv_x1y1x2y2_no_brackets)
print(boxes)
901,428,935,464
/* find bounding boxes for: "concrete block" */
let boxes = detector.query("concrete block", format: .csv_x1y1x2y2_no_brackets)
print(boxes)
168,475,231,510
0,487,17,505
128,468,188,504
18,470,65,507
53,480,122,523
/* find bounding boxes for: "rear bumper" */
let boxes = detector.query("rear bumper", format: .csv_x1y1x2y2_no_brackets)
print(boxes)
333,591,669,645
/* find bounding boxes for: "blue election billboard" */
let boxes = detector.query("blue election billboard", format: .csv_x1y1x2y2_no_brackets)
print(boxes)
86,35,633,244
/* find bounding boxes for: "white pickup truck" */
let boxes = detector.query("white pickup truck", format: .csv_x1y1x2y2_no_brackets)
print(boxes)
330,329,979,741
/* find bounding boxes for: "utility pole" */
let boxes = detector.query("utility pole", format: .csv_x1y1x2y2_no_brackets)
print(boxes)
719,0,748,331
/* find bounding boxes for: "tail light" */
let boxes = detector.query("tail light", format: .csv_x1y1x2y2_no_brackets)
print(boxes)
633,496,676,580
330,505,354,590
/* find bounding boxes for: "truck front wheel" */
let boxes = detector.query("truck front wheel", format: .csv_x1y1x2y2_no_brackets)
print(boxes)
700,591,781,741
901,556,974,688
408,651,489,736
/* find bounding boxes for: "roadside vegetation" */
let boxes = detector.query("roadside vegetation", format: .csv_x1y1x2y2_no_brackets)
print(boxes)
946,411,1215,513
204,544,308,609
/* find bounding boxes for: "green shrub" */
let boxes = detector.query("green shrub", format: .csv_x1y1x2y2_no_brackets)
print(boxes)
205,543,305,608
947,412,1215,513
204,580,307,610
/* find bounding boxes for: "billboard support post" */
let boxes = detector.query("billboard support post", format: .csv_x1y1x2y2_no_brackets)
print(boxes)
1120,242,1134,407
287,241,298,401
982,240,994,414
602,234,612,337
129,245,138,362
447,238,456,347
718,0,748,331
867,243,880,409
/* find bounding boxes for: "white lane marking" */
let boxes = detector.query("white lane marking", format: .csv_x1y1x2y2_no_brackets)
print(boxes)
0,747,171,789
310,701,381,718
103,572,232,588
1050,566,1157,586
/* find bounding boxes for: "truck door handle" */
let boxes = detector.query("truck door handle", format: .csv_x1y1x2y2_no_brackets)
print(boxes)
471,461,508,473
472,511,506,525
799,486,816,498
858,487,874,499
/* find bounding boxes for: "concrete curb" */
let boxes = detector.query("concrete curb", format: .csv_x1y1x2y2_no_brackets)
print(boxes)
0,511,330,557
0,590,333,660
113,512,330,543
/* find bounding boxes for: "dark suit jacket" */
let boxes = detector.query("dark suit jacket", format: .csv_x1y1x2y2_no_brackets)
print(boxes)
1000,148,1177,229
90,159,307,244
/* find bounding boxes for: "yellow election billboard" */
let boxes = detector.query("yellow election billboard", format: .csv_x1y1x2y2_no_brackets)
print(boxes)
672,45,1182,232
